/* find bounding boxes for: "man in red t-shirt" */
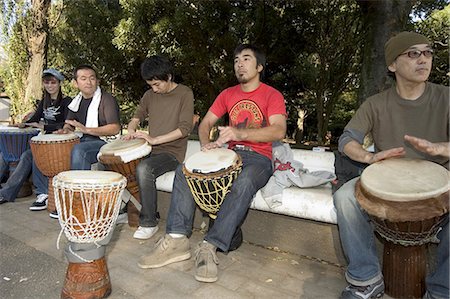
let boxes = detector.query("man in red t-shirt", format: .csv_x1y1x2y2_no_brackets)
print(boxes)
138,44,287,283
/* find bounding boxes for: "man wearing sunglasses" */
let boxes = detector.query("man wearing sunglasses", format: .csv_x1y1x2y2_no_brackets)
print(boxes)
334,31,449,299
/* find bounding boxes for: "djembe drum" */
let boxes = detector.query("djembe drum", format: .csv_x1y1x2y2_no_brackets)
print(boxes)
98,138,151,227
0,127,39,197
183,148,243,219
53,170,126,299
355,158,449,299
30,133,80,213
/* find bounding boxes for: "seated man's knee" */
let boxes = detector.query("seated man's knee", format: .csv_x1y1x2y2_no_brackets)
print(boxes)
136,161,155,180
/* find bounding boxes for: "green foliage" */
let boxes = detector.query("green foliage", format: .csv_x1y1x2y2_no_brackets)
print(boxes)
0,0,34,119
414,4,449,86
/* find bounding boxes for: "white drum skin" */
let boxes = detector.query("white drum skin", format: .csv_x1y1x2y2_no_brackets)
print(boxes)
184,148,238,174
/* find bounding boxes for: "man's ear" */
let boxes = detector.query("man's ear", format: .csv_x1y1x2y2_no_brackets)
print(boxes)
388,61,396,73
72,79,78,89
257,64,264,73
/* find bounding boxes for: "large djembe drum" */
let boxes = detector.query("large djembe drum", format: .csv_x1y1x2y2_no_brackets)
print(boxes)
53,170,126,299
182,148,242,219
98,138,151,227
355,158,449,299
30,133,80,213
0,127,39,196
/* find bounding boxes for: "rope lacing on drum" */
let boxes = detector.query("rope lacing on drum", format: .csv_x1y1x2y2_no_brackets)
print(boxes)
371,217,445,246
53,178,126,262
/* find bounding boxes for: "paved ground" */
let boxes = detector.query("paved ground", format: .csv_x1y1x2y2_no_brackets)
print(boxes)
0,194,351,299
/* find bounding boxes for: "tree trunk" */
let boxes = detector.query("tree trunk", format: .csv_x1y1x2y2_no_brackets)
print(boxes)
357,0,414,104
23,0,51,113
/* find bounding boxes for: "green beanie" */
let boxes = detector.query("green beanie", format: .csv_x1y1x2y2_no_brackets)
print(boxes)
384,31,430,67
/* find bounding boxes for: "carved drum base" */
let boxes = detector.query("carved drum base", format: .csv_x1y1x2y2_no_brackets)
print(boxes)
383,241,426,299
61,257,111,299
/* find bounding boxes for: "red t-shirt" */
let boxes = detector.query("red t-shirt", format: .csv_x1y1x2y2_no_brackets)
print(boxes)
209,83,286,159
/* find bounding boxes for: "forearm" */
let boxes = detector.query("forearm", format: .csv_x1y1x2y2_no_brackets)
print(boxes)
235,124,285,143
198,121,213,146
343,140,374,164
85,123,120,137
127,118,140,134
152,129,183,145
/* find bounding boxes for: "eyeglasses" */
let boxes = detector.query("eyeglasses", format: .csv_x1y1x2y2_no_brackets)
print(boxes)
398,49,434,59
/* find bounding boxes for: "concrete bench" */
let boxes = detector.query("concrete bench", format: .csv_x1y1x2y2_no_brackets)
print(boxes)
155,140,337,224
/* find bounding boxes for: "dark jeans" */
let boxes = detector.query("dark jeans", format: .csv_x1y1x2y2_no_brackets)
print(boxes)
166,150,272,252
137,152,179,227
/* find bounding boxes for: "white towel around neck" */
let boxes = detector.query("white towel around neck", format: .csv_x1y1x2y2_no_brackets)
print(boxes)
68,86,102,128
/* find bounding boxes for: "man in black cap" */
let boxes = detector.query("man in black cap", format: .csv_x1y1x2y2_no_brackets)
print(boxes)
334,31,449,299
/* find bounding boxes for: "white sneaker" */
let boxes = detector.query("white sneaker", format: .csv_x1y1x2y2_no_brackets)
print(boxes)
133,226,159,240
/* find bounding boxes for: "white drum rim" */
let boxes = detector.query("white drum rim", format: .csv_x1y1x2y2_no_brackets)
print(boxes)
185,148,238,174
361,158,449,202
99,138,149,155
54,170,125,184
31,133,78,142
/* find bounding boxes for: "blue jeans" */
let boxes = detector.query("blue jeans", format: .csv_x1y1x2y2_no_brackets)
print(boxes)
137,152,179,227
0,150,48,201
166,150,272,252
334,177,449,298
0,152,8,182
71,136,106,170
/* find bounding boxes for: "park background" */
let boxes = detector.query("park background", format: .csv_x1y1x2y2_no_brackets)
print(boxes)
0,0,448,147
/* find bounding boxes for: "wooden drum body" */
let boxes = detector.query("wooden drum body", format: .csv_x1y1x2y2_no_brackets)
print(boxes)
98,138,151,227
182,148,242,219
30,133,80,212
53,170,126,299
356,158,449,299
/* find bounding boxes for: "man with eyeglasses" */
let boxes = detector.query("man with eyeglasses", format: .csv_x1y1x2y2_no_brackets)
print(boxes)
334,31,449,299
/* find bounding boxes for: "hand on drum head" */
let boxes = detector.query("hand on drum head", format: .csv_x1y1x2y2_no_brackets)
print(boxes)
405,135,450,158
128,131,158,145
201,142,220,151
368,147,405,164
65,119,86,133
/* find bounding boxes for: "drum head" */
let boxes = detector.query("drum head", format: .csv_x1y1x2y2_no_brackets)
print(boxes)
31,133,78,142
55,170,125,184
185,148,238,174
100,138,148,155
361,158,449,202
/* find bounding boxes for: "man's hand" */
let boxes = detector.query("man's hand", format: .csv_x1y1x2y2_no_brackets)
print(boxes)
367,147,405,164
215,126,243,147
128,131,158,145
65,119,86,133
201,142,220,151
405,135,449,157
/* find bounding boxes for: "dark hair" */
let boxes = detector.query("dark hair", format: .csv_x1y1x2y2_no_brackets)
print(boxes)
73,64,98,80
233,44,266,73
41,75,63,109
140,55,174,81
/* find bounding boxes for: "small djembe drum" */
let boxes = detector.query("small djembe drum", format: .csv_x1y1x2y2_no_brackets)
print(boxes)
30,133,80,213
98,138,151,227
0,127,39,197
53,170,126,299
355,158,449,299
182,148,242,219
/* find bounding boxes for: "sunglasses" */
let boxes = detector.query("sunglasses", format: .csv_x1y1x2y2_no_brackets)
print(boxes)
398,49,434,59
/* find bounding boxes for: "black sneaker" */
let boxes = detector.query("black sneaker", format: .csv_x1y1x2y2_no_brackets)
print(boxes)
29,194,48,211
49,211,59,219
341,279,384,299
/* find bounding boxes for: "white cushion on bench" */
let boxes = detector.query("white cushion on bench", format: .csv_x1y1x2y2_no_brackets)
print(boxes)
155,140,337,224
